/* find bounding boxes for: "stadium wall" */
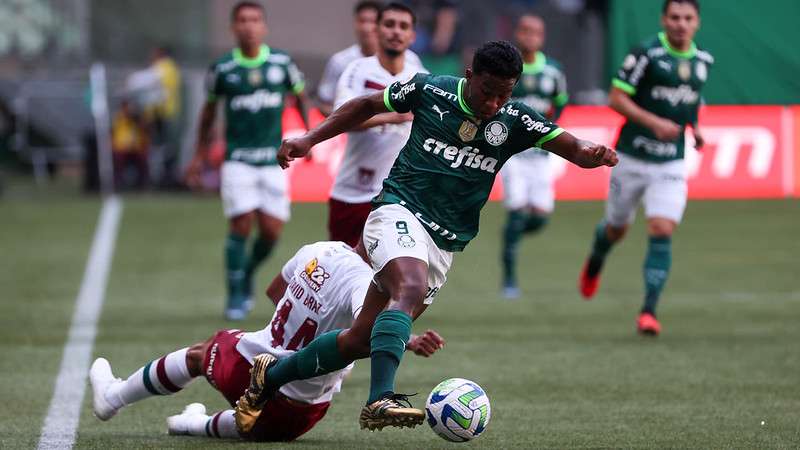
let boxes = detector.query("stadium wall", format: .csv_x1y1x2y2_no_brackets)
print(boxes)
608,0,800,105
274,105,799,202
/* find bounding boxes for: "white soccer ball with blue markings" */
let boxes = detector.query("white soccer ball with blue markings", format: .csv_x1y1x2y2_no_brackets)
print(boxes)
425,378,491,442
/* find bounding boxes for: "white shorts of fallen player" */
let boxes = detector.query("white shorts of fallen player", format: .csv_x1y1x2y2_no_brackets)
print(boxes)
220,161,290,221
501,151,555,212
361,203,454,305
605,153,688,227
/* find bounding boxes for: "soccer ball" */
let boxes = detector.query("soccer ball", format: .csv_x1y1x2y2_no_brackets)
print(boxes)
425,378,491,442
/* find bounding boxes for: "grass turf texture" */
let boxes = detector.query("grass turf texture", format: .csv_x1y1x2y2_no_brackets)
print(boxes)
2,192,798,448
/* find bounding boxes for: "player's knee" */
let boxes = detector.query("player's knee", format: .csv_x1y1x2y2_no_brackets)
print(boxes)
186,340,209,377
390,278,428,313
647,219,675,237
606,223,628,242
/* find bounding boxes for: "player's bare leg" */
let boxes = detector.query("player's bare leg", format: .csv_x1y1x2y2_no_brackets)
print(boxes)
637,217,676,336
359,256,428,431
580,222,627,299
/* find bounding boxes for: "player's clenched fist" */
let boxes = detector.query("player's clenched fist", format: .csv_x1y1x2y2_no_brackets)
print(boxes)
277,136,313,169
406,330,446,357
586,143,618,167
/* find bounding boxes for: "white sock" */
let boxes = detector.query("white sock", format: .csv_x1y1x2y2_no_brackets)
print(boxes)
106,347,195,408
202,410,240,439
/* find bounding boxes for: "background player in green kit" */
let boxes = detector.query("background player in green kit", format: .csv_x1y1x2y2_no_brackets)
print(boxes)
579,0,712,336
233,41,617,433
187,1,310,320
500,14,569,299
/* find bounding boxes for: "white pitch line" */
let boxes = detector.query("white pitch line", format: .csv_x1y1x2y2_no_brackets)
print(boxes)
36,196,123,450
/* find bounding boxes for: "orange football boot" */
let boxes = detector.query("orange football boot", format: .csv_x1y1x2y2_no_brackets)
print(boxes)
637,312,661,336
579,260,601,300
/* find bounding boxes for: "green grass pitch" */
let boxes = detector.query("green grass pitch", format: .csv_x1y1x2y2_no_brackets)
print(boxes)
2,191,798,448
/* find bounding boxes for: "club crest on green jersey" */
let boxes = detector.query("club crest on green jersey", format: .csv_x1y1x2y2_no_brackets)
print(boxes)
248,68,262,86
678,60,691,81
458,120,478,142
484,121,508,146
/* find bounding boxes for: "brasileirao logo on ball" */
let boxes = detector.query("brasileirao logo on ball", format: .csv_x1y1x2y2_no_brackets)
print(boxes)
425,378,491,442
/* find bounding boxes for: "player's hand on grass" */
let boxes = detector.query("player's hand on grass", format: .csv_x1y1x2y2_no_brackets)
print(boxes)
278,136,313,169
407,329,445,357
650,117,682,141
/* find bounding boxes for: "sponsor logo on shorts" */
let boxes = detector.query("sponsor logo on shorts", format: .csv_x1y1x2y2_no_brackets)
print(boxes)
299,258,331,292
368,240,379,256
397,234,416,248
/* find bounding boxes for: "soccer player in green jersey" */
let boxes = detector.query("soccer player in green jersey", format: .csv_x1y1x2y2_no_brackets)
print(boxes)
234,40,617,432
500,14,569,299
578,0,713,336
186,1,310,320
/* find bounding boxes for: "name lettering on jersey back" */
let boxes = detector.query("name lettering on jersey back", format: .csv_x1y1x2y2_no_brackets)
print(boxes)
651,85,699,107
287,279,322,314
422,138,498,173
230,89,282,112
423,84,457,101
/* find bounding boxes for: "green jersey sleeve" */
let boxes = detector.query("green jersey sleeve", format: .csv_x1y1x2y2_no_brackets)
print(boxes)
508,102,564,151
285,58,305,94
205,63,223,101
383,73,428,113
612,46,649,96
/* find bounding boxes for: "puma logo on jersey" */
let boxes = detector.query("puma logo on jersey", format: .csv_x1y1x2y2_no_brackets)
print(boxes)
432,104,450,120
422,138,499,173
657,60,672,71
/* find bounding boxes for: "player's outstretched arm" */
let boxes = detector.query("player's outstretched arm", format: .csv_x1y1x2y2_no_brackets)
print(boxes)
609,87,681,142
542,131,618,168
277,91,387,168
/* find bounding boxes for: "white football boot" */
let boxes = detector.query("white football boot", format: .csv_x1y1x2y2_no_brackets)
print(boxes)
167,403,209,436
89,357,122,421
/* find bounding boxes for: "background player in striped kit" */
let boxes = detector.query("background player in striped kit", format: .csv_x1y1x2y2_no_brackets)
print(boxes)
328,2,426,247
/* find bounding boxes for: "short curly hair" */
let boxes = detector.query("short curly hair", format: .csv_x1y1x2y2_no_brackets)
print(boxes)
471,41,523,80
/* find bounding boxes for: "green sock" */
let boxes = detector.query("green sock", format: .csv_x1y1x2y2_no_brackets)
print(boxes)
243,237,275,297
587,221,615,277
225,233,247,307
368,310,412,404
501,210,528,287
266,330,351,390
642,236,672,316
523,213,549,234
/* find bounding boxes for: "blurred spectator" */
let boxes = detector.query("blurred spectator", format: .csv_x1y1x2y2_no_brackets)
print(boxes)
402,0,458,55
316,1,381,116
111,99,149,190
148,45,182,188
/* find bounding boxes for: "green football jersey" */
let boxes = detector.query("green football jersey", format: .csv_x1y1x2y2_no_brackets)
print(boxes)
612,32,713,162
207,45,305,166
377,73,564,252
512,51,568,157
